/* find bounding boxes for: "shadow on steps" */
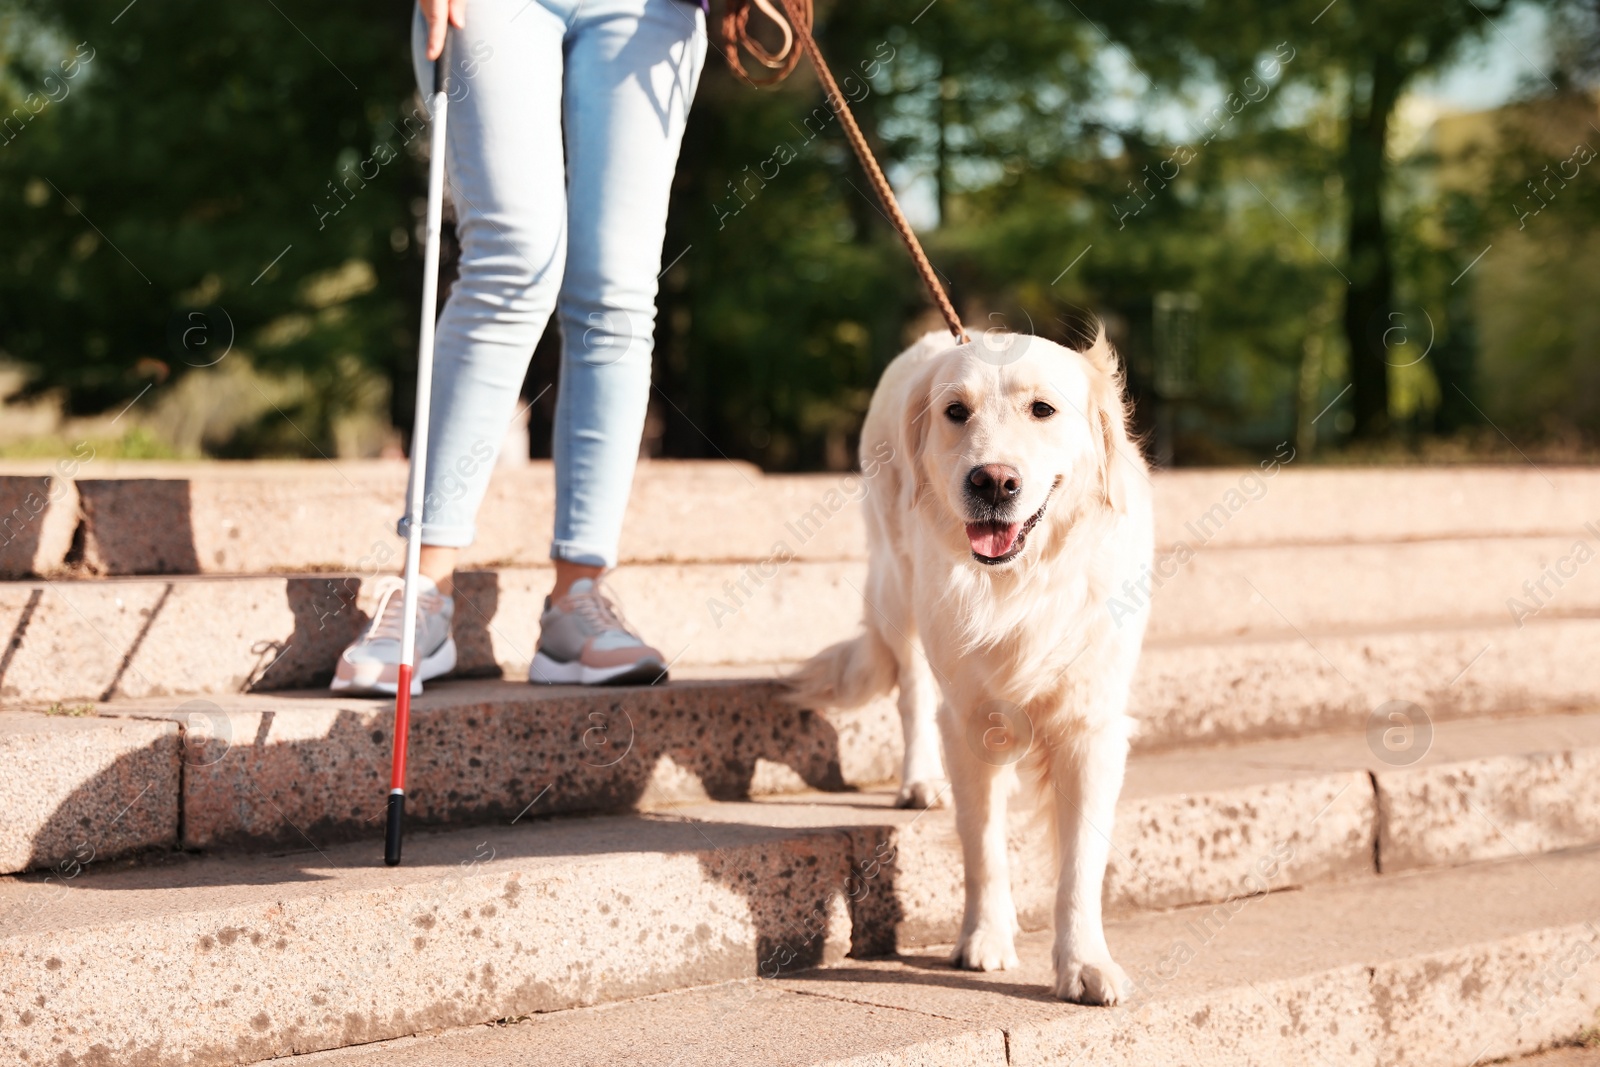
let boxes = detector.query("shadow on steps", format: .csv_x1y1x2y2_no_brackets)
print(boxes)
17,676,873,877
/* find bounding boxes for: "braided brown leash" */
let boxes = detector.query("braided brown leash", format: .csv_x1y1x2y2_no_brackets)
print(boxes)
721,0,969,342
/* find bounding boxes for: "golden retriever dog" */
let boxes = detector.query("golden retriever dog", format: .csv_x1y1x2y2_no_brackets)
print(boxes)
788,327,1153,1005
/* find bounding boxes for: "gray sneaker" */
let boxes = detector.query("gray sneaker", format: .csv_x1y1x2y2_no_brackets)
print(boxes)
529,578,668,686
330,575,457,696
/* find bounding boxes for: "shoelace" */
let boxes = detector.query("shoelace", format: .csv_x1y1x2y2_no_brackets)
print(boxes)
565,584,634,637
366,580,438,642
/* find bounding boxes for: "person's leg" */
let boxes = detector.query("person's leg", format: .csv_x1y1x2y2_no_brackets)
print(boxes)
418,545,459,596
549,0,706,581
334,0,571,695
527,0,704,685
403,0,572,577
551,558,603,599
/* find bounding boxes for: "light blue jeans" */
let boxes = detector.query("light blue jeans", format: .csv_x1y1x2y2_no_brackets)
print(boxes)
403,0,705,567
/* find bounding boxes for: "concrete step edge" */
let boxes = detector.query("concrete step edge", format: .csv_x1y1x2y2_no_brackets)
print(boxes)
236,847,1600,1067
8,531,1600,654
2,557,1596,730
6,713,1600,1063
7,676,1600,877
7,464,1599,578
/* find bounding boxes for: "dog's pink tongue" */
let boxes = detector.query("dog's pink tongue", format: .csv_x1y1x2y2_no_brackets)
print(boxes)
966,522,1020,558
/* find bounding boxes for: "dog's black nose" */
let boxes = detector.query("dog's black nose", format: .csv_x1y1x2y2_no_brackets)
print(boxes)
967,464,1022,508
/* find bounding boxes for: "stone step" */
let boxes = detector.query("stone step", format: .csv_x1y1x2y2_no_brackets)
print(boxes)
96,689,1600,870
4,460,1598,578
7,683,1382,894
4,529,1598,702
148,850,1600,1066
7,659,1599,928
1130,615,1600,749
0,460,850,578
6,607,1600,874
3,585,1596,729
7,704,1599,1063
0,710,178,875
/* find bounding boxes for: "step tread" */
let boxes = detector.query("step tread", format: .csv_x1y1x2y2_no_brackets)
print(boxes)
257,847,1600,1067
6,558,1598,735
1125,706,1600,795
0,759,1339,934
8,709,1600,1065
10,679,1599,871
9,705,1599,927
68,651,1600,734
10,533,1600,647
8,463,1597,576
93,674,1600,781
0,808,840,936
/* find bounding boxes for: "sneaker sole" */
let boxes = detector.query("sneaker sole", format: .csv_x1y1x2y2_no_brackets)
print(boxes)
527,651,669,687
329,637,458,698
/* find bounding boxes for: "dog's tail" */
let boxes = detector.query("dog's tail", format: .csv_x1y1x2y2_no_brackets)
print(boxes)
784,626,898,709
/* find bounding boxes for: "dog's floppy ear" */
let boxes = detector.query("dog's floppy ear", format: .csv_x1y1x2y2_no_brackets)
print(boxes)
899,371,935,509
1083,326,1135,514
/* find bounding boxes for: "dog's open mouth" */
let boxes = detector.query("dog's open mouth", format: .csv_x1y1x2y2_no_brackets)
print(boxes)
965,490,1052,565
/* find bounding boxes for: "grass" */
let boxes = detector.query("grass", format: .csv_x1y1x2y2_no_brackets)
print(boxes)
0,426,180,460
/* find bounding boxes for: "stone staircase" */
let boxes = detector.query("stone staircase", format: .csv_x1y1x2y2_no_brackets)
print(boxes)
1,460,1598,1066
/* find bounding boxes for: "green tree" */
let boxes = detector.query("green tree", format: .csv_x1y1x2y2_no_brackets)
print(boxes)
653,0,1106,467
0,0,425,450
7,0,1592,467
1070,0,1572,440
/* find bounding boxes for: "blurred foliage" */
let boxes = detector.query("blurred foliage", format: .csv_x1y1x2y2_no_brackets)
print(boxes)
0,0,421,450
1054,0,1581,440
1,0,1598,467
0,425,176,459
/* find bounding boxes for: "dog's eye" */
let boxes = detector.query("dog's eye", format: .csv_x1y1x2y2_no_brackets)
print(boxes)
1031,401,1056,419
945,402,970,423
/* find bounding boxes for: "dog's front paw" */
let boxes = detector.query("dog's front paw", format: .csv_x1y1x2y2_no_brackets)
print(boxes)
1052,951,1128,1006
894,778,948,809
952,923,1019,971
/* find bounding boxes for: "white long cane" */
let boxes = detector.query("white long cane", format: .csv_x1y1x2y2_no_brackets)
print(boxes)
386,33,449,867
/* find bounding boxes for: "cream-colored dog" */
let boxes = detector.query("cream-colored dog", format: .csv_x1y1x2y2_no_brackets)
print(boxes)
788,327,1152,1005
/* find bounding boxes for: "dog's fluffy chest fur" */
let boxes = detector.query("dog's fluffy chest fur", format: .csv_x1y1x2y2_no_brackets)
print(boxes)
914,506,1148,728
